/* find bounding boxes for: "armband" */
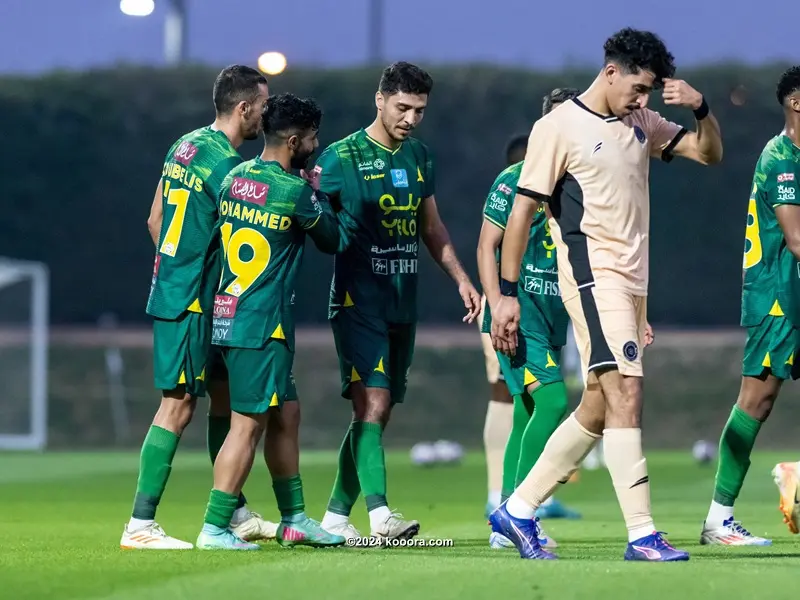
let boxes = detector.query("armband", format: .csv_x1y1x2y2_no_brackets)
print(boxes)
499,278,518,297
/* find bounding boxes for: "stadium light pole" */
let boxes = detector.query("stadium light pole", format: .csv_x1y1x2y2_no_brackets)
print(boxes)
120,0,187,65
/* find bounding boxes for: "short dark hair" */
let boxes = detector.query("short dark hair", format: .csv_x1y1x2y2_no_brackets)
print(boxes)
776,66,800,106
378,62,433,97
603,28,675,89
542,87,581,116
505,134,528,164
262,93,322,145
213,65,267,115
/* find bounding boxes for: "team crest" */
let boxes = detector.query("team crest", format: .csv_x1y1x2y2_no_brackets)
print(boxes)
390,169,409,188
633,125,647,144
623,341,639,361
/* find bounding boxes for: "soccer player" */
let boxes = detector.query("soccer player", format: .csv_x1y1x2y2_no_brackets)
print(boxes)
701,66,800,545
121,66,277,550
196,93,350,550
317,62,481,542
490,28,723,561
480,88,582,550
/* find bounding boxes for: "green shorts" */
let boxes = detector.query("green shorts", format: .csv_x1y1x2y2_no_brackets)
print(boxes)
497,328,563,396
330,308,416,404
220,339,298,414
153,310,213,397
742,315,800,381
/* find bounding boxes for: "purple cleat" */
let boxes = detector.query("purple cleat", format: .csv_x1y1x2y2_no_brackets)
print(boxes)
488,503,557,560
624,531,689,562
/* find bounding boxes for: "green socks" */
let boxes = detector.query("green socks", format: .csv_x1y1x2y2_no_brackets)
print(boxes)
327,423,362,515
501,394,533,500
132,425,180,520
273,475,305,522
713,404,762,506
516,382,569,486
204,488,239,528
351,421,388,511
207,415,247,510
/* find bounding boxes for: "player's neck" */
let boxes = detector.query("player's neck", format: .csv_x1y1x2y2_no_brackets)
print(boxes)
784,119,800,149
365,120,400,150
211,117,244,149
259,147,290,172
581,78,614,117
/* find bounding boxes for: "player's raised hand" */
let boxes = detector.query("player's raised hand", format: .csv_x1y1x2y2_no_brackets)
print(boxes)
662,79,703,110
644,322,655,347
300,167,320,191
491,296,520,356
458,280,481,324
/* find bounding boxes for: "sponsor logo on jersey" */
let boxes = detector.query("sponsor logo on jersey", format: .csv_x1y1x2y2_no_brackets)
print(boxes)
212,318,234,342
497,183,513,195
372,257,418,275
633,125,647,144
390,169,409,188
358,159,386,172
487,191,508,212
230,177,269,206
524,276,560,297
778,184,796,202
213,294,239,318
174,141,198,165
778,173,796,183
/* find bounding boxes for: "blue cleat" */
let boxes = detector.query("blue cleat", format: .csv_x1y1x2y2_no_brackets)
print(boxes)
196,524,260,550
624,531,689,562
488,504,557,560
535,498,582,520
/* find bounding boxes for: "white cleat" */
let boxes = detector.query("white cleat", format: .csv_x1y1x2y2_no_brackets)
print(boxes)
120,522,193,550
230,510,278,541
323,522,362,542
772,462,800,534
700,518,771,546
370,512,420,541
489,524,557,549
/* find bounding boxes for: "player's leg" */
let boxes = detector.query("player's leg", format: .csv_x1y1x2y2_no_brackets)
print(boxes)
480,297,514,516
206,361,278,542
702,317,796,544
589,291,687,561
121,312,205,550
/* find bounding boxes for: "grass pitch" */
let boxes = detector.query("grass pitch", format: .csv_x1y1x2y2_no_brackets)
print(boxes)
1,450,799,600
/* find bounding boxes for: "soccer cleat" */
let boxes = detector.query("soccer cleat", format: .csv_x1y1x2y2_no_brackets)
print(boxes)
772,462,800,533
536,498,582,520
196,526,260,550
370,512,420,541
230,509,278,541
322,522,362,542
120,522,193,550
277,517,347,548
489,523,557,549
700,518,771,546
485,501,498,520
488,505,557,560
624,532,689,562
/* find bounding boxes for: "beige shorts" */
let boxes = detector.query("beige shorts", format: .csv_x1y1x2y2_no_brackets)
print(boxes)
478,295,504,384
564,287,646,379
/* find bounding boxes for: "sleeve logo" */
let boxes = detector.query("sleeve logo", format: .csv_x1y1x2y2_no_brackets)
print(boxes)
778,184,797,202
174,141,198,165
777,173,795,183
497,183,513,195
230,177,269,206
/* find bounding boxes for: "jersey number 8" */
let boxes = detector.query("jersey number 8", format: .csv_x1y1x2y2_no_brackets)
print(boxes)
220,222,272,297
743,196,762,270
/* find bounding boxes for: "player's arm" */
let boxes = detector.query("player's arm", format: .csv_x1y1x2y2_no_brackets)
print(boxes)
771,164,800,259
658,79,723,165
420,195,481,323
477,181,513,311
315,147,345,213
295,186,349,254
147,179,163,247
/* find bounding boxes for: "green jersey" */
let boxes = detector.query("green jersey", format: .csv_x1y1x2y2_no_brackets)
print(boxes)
481,162,568,346
147,127,242,319
211,158,347,351
741,134,800,328
317,129,435,323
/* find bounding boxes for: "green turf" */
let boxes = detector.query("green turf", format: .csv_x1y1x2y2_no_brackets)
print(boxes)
2,450,799,599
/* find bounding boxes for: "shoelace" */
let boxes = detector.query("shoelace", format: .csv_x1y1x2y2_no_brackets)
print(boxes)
150,523,166,536
651,532,677,550
726,520,753,537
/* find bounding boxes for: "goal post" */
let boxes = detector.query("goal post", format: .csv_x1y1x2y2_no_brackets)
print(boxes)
0,258,49,451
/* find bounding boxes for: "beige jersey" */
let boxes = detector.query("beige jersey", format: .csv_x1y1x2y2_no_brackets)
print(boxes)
516,98,685,300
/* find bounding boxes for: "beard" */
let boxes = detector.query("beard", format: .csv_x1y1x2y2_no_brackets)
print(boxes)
290,151,313,170
382,115,411,141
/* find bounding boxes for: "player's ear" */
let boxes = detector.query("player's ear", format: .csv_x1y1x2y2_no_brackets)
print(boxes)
791,95,800,113
604,63,617,84
287,133,299,153
375,91,384,111
236,100,250,118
